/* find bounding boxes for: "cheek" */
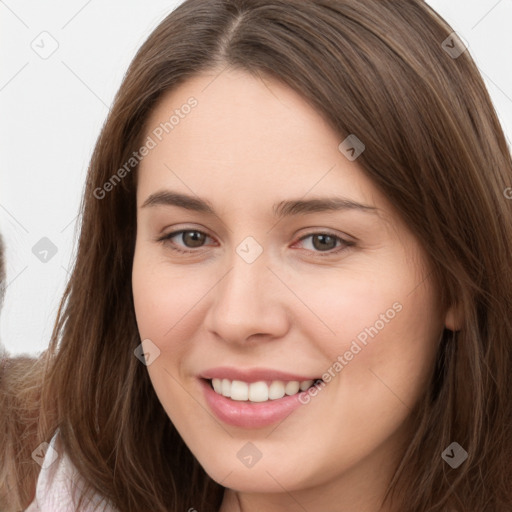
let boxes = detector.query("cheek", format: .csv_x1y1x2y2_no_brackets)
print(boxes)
131,247,210,347
294,262,442,405
320,281,442,422
131,251,202,422
132,270,172,347
288,264,424,356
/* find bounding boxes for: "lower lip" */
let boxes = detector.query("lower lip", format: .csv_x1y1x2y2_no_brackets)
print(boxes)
200,379,309,429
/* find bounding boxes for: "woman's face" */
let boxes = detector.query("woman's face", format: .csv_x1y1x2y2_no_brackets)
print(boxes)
132,68,453,507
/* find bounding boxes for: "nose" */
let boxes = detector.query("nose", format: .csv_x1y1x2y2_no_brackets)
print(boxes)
203,248,290,346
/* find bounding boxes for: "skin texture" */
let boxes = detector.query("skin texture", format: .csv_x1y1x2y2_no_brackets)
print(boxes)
132,68,457,512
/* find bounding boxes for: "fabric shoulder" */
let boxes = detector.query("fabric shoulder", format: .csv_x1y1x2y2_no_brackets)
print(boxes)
24,429,118,512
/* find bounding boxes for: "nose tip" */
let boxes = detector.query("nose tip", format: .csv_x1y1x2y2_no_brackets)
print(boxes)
203,254,289,346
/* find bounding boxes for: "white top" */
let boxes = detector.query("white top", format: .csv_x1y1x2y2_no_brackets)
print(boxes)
25,429,117,512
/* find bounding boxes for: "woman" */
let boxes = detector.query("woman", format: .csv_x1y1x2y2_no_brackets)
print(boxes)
3,0,512,510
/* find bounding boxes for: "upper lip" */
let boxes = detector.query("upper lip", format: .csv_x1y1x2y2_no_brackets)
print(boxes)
200,366,320,383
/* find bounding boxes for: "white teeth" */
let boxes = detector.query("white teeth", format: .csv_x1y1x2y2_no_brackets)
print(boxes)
210,378,316,402
212,378,222,394
221,378,231,397
284,380,300,395
230,380,249,401
299,379,314,391
268,381,285,400
248,381,268,402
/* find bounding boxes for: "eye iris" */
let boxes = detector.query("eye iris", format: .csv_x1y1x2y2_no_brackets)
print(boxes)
312,234,337,251
183,231,206,248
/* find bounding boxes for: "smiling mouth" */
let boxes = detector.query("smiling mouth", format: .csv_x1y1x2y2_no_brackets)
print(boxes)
206,377,323,403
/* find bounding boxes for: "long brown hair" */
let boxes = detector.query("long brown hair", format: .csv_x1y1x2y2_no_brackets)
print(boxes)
3,0,512,510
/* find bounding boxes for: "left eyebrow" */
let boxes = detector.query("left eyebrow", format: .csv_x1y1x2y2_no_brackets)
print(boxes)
273,197,378,218
140,190,378,217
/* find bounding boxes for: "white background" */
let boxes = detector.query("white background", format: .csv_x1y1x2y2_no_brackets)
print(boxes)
1,0,511,356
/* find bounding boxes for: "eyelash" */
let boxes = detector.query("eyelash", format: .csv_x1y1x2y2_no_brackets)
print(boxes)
156,229,355,257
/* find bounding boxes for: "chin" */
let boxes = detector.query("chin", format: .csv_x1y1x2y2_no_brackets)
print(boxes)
198,450,316,494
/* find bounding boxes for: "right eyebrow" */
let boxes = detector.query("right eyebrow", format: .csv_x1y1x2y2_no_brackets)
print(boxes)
141,190,215,214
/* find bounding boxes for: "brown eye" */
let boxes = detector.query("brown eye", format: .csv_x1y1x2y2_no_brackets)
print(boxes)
311,234,338,251
180,230,207,248
158,230,212,253
295,232,354,257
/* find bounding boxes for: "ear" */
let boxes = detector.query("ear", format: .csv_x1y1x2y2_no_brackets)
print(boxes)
444,302,464,331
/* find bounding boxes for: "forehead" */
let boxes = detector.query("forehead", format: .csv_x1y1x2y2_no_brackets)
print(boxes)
136,68,387,217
